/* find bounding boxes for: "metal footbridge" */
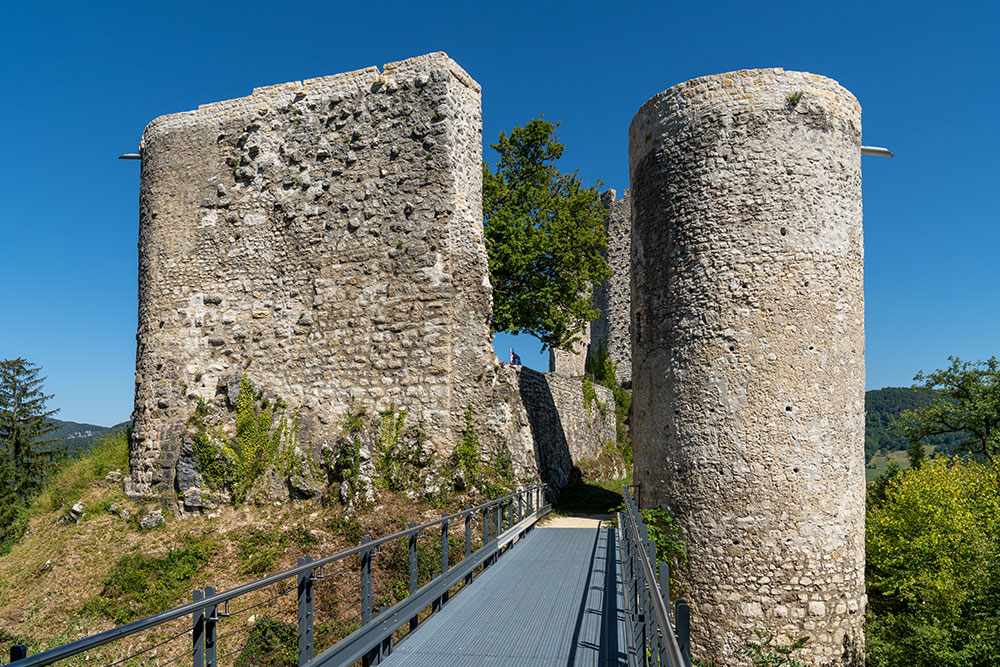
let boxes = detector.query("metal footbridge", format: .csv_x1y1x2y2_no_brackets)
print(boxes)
7,485,692,667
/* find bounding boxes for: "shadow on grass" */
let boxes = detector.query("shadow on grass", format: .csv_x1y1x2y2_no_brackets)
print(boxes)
553,475,630,517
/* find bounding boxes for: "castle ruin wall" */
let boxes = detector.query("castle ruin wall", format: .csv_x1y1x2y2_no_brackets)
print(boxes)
128,53,538,499
629,69,866,666
590,189,632,382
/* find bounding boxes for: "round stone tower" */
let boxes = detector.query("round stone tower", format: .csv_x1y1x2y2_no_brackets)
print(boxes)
628,69,865,666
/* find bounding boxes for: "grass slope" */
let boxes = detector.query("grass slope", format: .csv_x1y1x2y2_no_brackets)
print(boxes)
0,432,519,666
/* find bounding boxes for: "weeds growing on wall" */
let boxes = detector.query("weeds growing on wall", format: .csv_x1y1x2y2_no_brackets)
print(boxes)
189,374,300,503
639,507,686,566
693,631,810,667
589,343,632,466
374,403,424,492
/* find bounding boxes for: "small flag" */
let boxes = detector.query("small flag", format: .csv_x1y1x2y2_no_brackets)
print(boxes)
510,347,522,366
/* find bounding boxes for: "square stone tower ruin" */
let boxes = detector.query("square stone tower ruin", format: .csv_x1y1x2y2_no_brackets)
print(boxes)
128,53,535,499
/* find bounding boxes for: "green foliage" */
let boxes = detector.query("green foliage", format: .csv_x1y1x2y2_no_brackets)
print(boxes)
483,117,611,351
86,536,215,624
374,404,423,492
735,630,809,666
866,457,1000,666
865,387,964,459
325,515,362,544
638,508,686,566
189,375,299,502
234,617,297,667
589,343,632,466
895,357,1000,461
786,91,804,108
452,407,482,480
581,377,606,420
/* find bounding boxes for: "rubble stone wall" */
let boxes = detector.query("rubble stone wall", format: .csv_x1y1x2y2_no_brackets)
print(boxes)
129,53,538,499
590,189,632,382
516,367,615,488
629,69,865,666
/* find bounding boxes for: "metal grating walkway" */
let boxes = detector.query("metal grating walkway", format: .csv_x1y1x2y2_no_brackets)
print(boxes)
380,526,627,667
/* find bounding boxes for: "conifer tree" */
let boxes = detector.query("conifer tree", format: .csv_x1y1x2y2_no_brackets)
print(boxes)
0,358,63,500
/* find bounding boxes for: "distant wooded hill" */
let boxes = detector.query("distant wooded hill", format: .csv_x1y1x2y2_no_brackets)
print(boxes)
47,419,130,458
865,387,964,459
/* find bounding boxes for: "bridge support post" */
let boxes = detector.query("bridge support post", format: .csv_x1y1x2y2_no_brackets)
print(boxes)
9,645,27,664
297,556,314,667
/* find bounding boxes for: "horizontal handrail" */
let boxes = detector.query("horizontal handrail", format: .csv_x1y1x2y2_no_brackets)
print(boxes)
620,485,689,667
10,483,548,667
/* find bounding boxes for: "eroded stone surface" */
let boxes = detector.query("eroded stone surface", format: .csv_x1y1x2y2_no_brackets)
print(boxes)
629,69,865,666
129,53,538,499
590,189,632,382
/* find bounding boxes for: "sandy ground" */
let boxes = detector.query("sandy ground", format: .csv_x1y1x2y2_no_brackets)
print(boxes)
540,514,612,528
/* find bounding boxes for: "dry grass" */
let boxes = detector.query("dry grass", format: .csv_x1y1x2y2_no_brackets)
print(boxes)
0,440,488,666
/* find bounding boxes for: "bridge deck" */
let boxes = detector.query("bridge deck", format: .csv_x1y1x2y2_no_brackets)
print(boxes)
381,526,627,667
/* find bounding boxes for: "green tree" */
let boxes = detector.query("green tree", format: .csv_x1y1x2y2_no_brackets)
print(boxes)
866,457,1000,666
483,117,611,351
895,357,1000,461
0,358,62,500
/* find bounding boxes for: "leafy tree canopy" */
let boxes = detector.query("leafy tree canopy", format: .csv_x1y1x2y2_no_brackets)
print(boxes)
895,356,1000,461
483,117,610,351
866,457,1000,666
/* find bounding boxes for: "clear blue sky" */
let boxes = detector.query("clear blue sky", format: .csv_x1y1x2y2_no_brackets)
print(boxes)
1,1,997,426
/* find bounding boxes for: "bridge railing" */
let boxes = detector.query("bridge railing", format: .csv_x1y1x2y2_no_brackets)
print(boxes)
7,483,550,667
619,484,691,667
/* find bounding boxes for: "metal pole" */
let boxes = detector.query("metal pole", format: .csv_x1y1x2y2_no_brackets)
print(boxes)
440,514,449,606
464,508,473,586
192,589,205,667
204,586,217,667
675,600,691,666
361,537,372,625
408,524,418,632
10,645,27,663
658,561,671,666
297,556,314,667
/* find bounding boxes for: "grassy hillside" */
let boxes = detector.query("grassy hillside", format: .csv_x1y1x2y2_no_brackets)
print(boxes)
0,432,501,665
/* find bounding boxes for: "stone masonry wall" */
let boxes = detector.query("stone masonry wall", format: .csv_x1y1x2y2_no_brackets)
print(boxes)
129,53,537,499
548,323,589,377
516,367,615,488
590,189,632,382
629,69,865,666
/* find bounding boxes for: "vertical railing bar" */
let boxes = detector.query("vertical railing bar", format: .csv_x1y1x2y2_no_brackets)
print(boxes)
675,599,691,666
658,560,670,666
361,536,373,625
464,508,473,586
408,524,418,632
192,589,205,667
297,555,314,667
441,513,449,606
204,586,217,667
